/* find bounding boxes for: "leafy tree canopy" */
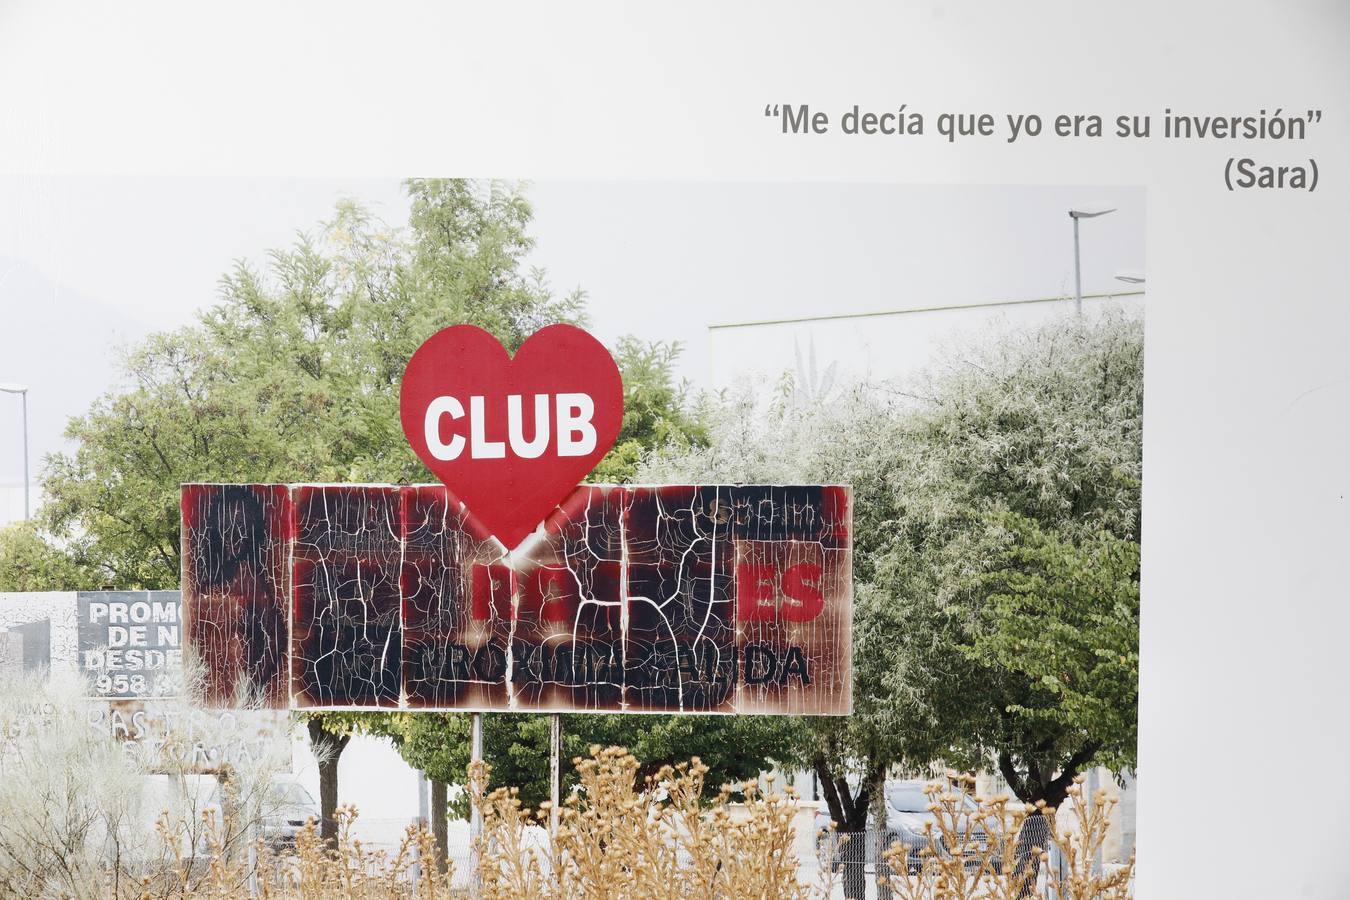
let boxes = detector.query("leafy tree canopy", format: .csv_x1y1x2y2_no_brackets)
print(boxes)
1,178,790,813
371,710,797,816
640,310,1142,811
30,181,583,589
0,521,104,592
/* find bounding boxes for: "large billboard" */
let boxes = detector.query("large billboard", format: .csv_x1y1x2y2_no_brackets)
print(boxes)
182,483,852,715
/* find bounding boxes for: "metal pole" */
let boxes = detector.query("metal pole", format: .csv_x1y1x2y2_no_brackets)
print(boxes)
20,391,29,520
1072,215,1083,317
469,712,483,896
549,713,561,840
0,385,31,520
411,769,426,888
1088,766,1102,876
415,765,429,887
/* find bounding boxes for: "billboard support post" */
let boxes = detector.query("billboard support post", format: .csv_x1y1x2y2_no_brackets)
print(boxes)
549,713,561,840
469,711,483,895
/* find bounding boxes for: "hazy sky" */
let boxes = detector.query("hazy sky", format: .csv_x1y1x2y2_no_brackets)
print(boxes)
0,177,1143,491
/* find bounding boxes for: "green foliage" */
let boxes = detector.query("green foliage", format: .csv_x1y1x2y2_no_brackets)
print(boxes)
641,310,1143,808
589,337,706,483
372,711,799,819
968,512,1139,773
863,310,1142,802
39,181,583,589
0,520,104,592
35,176,789,815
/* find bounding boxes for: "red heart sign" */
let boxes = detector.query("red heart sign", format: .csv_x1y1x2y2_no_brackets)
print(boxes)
399,324,624,550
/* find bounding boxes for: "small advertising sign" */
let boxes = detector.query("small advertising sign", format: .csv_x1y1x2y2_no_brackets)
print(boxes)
88,701,291,773
78,591,183,699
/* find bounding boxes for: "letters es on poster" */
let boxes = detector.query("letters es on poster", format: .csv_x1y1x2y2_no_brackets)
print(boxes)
398,324,624,550
181,483,853,716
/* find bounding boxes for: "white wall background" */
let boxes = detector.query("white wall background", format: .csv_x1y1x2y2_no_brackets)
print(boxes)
2,3,1348,895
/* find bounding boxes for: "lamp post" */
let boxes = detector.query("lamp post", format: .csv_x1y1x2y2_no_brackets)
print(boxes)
1069,207,1116,315
0,383,29,520
1068,213,1127,878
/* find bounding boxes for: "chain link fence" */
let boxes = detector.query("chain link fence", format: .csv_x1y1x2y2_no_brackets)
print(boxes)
816,815,1066,900
353,812,1126,899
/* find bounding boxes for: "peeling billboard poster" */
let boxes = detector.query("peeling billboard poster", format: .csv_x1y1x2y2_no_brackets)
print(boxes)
182,483,851,715
78,591,183,698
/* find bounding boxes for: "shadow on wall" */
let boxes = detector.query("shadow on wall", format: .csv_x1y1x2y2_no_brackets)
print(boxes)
0,618,50,674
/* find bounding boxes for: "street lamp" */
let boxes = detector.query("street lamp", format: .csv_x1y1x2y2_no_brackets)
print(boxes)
1069,209,1124,878
0,383,29,520
1069,207,1116,315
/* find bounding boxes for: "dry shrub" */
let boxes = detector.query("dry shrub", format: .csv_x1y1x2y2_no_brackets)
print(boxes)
880,773,1135,900
2,670,456,899
0,673,158,898
1038,779,1134,900
472,744,805,899
144,806,455,899
4,673,1133,900
0,669,317,898
471,748,1136,900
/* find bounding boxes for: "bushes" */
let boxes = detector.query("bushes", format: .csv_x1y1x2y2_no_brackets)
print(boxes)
471,748,1134,900
472,746,803,899
149,807,456,900
1,670,1131,900
876,774,1134,900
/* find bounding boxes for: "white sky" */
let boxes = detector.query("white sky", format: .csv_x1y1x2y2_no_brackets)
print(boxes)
0,178,1143,492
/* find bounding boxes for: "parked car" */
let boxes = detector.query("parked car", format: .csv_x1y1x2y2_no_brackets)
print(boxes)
813,780,992,875
256,777,320,849
195,775,320,851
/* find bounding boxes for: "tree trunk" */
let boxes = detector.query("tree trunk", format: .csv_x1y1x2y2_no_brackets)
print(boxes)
431,779,449,872
1013,810,1049,899
997,742,1101,808
837,761,880,900
840,833,868,900
995,743,1101,899
811,746,892,900
813,755,847,827
307,718,350,846
870,768,893,900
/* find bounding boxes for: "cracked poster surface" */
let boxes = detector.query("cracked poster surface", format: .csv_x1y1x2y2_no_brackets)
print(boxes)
182,483,851,715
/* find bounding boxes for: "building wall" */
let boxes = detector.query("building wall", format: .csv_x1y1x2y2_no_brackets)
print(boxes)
0,591,77,673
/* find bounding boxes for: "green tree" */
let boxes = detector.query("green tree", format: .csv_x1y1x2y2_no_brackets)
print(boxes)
380,709,798,819
33,180,585,842
968,512,1140,794
0,521,104,592
23,178,790,851
375,337,792,823
640,310,1143,831
590,337,706,483
39,182,583,590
